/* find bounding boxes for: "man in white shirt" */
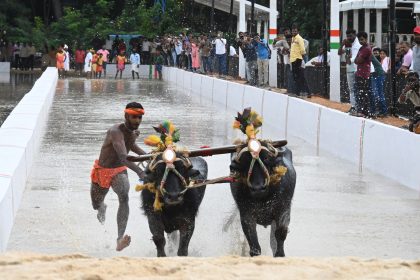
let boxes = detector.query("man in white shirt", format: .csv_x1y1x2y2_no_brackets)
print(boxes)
174,37,183,68
63,44,70,72
306,47,330,67
141,38,151,64
338,29,362,113
130,48,141,79
212,32,227,77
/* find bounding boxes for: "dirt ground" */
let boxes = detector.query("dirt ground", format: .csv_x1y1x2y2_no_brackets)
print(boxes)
1,253,420,280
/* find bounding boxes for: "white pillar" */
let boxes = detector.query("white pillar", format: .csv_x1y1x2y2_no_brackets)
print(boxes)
365,9,370,42
342,11,348,37
257,20,262,36
330,0,340,102
269,0,277,87
239,0,246,79
376,9,382,48
264,20,269,41
353,9,359,31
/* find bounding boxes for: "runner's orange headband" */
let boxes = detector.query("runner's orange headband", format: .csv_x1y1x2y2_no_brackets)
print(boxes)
124,108,145,116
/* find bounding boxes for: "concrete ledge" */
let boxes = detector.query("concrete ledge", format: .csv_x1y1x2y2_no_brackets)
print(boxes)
287,98,321,147
191,74,203,96
0,62,10,73
0,67,58,252
226,82,244,112
105,64,154,79
201,76,214,102
319,108,364,164
0,178,13,251
164,67,420,192
213,79,228,106
363,120,420,190
243,86,264,114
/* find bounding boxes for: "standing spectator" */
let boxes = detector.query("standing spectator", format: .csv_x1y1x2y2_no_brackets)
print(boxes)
155,49,164,80
97,45,110,77
255,34,270,87
191,39,200,72
13,42,20,69
28,42,36,70
354,31,373,118
338,29,362,113
213,32,227,77
91,50,98,78
397,41,413,75
379,49,390,72
174,37,183,68
84,48,93,79
115,51,126,79
56,48,66,78
20,42,29,70
242,35,258,86
150,38,158,64
200,35,212,74
130,48,140,80
7,42,14,63
96,53,104,79
290,25,306,96
370,47,388,117
274,28,292,90
75,46,85,76
141,38,150,64
63,44,70,73
184,37,192,71
410,26,420,76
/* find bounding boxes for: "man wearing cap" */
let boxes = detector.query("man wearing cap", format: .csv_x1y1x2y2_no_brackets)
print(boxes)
410,26,420,76
90,102,147,251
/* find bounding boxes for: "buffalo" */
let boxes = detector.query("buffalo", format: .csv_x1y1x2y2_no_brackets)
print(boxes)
229,140,296,257
141,149,208,257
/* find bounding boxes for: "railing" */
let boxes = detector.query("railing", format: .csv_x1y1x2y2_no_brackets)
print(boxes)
369,33,414,47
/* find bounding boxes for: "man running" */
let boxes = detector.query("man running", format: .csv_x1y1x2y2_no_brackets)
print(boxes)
90,102,147,251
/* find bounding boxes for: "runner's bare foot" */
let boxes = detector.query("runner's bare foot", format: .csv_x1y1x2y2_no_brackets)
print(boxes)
116,235,131,251
97,203,107,224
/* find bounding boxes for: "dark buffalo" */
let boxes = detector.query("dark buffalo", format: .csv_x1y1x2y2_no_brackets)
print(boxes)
141,152,207,257
229,141,296,257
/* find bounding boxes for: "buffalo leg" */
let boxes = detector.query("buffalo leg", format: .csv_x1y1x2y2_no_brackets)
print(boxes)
147,215,166,257
240,215,261,256
178,220,195,256
273,209,291,257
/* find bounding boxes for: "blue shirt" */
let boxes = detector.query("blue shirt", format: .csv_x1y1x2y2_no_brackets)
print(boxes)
256,39,269,60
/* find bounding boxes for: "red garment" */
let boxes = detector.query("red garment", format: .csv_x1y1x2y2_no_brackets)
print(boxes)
355,45,372,79
75,50,85,64
90,160,127,188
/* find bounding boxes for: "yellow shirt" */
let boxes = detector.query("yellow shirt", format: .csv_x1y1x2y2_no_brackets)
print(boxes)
290,34,305,63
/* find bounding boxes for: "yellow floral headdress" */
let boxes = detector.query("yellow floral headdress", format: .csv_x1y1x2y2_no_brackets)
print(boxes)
232,107,263,139
144,120,180,151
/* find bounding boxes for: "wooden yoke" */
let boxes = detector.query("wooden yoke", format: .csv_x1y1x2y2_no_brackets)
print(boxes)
127,140,288,163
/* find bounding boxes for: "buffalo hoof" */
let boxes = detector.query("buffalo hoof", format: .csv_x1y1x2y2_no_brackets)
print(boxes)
249,248,261,257
157,250,166,257
274,249,285,257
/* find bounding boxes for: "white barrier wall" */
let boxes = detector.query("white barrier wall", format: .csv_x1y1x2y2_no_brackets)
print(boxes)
0,62,10,73
162,67,420,192
105,64,155,79
0,67,58,251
